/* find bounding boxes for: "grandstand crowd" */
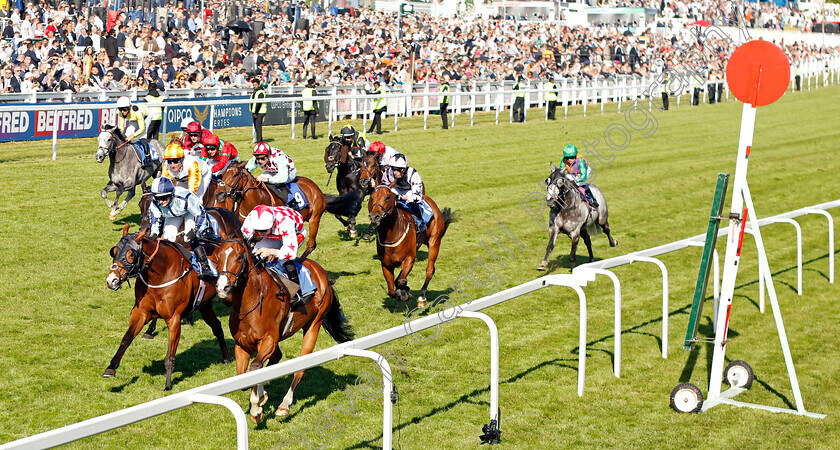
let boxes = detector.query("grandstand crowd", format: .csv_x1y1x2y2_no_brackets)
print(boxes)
0,0,837,95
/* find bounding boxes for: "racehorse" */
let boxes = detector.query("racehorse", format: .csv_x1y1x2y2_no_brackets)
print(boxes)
102,224,232,391
538,163,617,270
215,238,354,422
324,136,367,237
210,162,360,258
96,126,163,220
137,190,243,339
359,155,383,193
368,185,455,308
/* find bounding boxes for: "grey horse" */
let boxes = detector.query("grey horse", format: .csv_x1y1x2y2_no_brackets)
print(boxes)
538,163,617,270
95,126,163,220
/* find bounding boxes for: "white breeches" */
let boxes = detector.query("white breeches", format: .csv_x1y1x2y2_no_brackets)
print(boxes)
162,214,197,242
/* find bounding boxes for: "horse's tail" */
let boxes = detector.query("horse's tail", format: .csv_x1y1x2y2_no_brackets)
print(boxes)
322,288,355,344
325,191,362,217
439,207,457,239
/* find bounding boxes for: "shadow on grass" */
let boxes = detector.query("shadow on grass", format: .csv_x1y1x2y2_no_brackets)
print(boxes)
345,356,580,449
141,337,236,389
113,213,143,227
540,255,603,273
256,366,362,428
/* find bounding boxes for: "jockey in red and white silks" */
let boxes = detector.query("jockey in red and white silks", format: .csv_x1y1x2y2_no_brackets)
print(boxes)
241,205,306,262
245,142,297,185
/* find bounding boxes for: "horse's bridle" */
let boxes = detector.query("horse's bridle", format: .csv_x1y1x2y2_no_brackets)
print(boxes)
99,131,131,164
215,168,248,215
217,238,250,289
110,236,189,289
326,142,360,176
369,185,410,246
547,176,580,212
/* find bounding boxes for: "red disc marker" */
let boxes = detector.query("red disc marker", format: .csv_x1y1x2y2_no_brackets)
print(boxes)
725,40,790,106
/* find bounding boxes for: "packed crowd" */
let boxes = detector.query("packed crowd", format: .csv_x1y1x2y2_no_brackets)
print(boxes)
0,0,837,96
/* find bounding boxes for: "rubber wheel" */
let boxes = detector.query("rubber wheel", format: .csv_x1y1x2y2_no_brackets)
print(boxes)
670,383,704,413
723,360,754,389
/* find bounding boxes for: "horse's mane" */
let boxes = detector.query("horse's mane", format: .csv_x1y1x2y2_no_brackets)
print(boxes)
104,125,127,142
168,134,185,147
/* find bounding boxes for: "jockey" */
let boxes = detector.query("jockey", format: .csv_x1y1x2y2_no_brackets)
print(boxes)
178,118,197,140
148,176,216,278
367,141,398,166
389,154,428,234
161,140,213,200
562,144,598,207
241,204,308,304
183,121,213,157
339,125,370,160
199,133,239,176
381,149,404,186
116,96,151,164
246,142,306,211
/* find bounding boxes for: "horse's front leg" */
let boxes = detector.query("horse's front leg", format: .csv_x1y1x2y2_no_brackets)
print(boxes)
277,320,323,417
396,256,416,303
163,314,182,391
347,215,358,238
248,337,278,423
300,211,321,259
109,186,126,220
538,224,560,271
101,182,117,208
102,306,150,378
198,301,232,363
381,264,398,299
581,228,594,264
568,229,581,270
114,185,137,217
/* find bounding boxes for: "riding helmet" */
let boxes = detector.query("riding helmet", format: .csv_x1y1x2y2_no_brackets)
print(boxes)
116,96,131,109
563,144,578,158
185,121,202,134
202,133,221,147
253,142,271,156
164,141,185,159
340,125,355,137
391,154,408,169
151,177,175,197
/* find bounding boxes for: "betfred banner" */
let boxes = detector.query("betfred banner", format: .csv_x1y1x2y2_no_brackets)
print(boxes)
163,96,252,133
0,108,116,142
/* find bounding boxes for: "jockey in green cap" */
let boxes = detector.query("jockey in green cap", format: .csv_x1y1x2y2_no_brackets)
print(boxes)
562,144,598,208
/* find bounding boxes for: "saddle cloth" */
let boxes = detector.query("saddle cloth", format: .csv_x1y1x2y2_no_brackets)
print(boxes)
132,139,159,164
268,261,317,296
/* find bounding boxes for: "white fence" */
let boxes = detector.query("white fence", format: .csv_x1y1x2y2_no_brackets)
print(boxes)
4,196,837,449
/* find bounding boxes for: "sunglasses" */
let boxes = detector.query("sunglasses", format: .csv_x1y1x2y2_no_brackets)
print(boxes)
205,145,218,151
118,107,130,112
188,132,200,138
166,158,183,164
255,155,268,160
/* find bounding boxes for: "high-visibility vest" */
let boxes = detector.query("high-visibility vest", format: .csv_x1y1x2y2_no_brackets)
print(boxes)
302,87,315,111
145,94,163,120
250,88,267,114
661,73,669,94
373,86,387,110
515,81,526,98
440,83,450,104
543,81,556,101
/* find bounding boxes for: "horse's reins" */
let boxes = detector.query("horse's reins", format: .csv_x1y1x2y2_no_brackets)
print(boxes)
370,187,411,247
549,179,582,212
216,238,268,318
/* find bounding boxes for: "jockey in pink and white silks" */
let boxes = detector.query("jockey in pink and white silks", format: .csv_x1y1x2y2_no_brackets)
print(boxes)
148,177,216,278
241,204,308,304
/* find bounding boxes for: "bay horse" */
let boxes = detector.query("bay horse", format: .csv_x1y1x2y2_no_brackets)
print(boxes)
137,191,244,339
538,163,617,270
324,136,367,237
103,224,232,391
359,155,383,194
215,238,354,422
368,185,455,308
209,162,360,258
95,126,163,220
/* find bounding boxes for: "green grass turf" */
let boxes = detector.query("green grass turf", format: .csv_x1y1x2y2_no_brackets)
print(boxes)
2,84,840,449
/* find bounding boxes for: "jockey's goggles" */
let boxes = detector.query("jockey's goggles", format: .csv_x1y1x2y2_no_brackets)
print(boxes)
118,107,130,112
204,145,218,151
166,158,183,164
155,194,173,202
188,132,201,138
255,155,268,160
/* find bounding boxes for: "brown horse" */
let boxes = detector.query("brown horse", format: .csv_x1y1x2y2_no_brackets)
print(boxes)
215,238,354,422
324,137,366,237
368,185,455,308
103,224,231,390
209,162,359,258
137,191,243,339
359,155,383,193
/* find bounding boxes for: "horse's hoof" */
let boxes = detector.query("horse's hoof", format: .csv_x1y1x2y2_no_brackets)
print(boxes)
349,230,358,238
141,332,154,339
102,368,116,378
362,233,372,241
249,412,263,424
222,357,232,364
537,262,547,271
611,239,618,247
164,385,172,391
276,406,290,417
417,297,428,309
259,393,269,407
108,213,117,221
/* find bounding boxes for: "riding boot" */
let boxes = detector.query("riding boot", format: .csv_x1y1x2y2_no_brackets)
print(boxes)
143,145,153,167
193,245,215,279
283,260,303,305
584,187,599,208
